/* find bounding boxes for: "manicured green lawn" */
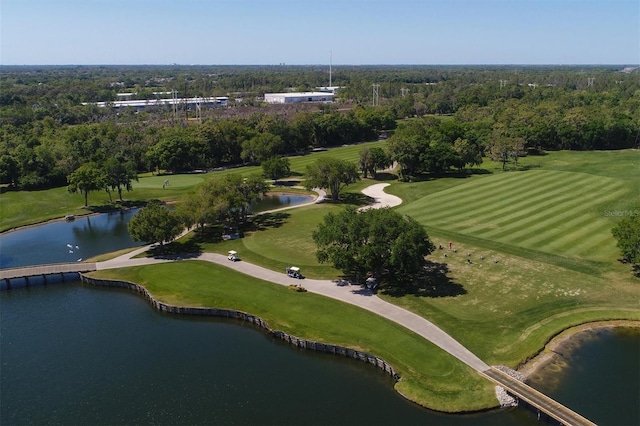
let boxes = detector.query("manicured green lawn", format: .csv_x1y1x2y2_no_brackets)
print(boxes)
0,141,384,232
5,147,639,412
188,149,640,373
187,203,349,279
89,261,496,413
397,169,627,262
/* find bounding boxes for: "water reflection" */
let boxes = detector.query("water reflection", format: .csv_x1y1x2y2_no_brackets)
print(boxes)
0,209,142,269
0,284,540,426
251,193,314,212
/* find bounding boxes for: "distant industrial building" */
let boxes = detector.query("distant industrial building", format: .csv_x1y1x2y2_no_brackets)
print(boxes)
316,86,341,94
83,96,229,109
263,92,334,104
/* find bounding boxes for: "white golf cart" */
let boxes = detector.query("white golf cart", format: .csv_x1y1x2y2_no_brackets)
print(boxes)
286,266,303,279
365,276,378,290
227,250,239,262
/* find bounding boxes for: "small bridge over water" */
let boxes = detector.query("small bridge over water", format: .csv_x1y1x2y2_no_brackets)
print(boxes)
482,367,596,426
0,263,97,288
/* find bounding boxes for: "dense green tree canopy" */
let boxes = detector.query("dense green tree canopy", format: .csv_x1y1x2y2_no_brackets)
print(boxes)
313,207,435,286
611,214,640,266
1,65,638,193
67,163,106,206
128,202,182,245
304,157,360,202
180,174,270,228
261,156,291,182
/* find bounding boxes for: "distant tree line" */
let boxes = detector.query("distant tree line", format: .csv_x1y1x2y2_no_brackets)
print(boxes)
1,65,638,190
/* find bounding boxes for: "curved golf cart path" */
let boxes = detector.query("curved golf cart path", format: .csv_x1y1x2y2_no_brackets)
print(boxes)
98,183,488,372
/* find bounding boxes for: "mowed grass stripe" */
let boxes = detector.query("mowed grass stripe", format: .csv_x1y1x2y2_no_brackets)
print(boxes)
414,170,585,225
455,173,596,235
414,171,590,232
399,169,629,262
412,171,561,218
496,183,627,247
546,220,617,257
482,186,626,260
474,177,623,240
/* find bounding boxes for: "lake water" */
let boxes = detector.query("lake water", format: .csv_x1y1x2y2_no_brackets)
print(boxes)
1,208,637,425
0,282,540,426
529,327,639,425
0,210,141,269
251,193,315,212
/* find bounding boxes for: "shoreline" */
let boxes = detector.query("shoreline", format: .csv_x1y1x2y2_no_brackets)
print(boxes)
1,204,144,235
516,320,640,380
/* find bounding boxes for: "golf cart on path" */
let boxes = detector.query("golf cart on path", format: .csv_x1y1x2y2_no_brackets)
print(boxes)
286,266,304,279
227,250,239,262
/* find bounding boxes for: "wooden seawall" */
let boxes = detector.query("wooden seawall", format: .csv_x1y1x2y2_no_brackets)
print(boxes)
79,274,400,380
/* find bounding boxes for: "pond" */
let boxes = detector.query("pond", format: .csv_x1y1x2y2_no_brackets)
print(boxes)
0,209,142,269
0,283,540,426
1,197,636,425
250,192,315,213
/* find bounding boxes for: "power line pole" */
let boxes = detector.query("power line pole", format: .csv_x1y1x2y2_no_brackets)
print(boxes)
172,89,178,121
372,83,380,107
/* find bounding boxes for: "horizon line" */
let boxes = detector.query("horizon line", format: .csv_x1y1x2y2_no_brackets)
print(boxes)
2,63,639,68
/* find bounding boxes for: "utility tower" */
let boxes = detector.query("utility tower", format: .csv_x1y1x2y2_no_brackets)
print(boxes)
172,89,178,120
401,87,409,97
587,78,595,87
499,79,508,89
329,51,332,87
372,83,380,107
195,96,202,123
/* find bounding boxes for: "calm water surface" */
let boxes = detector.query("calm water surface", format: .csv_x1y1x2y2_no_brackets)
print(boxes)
530,327,640,426
1,208,637,425
251,193,314,212
0,210,141,269
0,283,539,426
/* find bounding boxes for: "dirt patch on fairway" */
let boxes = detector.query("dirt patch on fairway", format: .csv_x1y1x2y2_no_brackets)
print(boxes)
516,320,640,379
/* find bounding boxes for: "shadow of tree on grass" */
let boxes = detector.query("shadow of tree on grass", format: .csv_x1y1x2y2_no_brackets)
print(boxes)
148,239,203,259
372,172,398,181
247,212,291,231
337,192,374,207
382,261,467,298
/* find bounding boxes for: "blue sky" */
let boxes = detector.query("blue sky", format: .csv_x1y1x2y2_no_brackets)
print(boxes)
1,0,638,65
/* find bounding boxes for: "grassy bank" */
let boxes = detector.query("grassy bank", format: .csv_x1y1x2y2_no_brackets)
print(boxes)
88,261,497,413
0,141,384,232
5,147,639,413
190,149,640,373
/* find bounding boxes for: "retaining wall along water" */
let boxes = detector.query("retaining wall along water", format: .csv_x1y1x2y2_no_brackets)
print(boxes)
79,274,399,379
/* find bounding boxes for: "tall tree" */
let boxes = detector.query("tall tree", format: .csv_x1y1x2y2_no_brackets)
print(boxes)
103,156,138,201
313,207,435,286
128,202,182,245
453,138,483,170
359,147,373,178
487,124,526,171
67,163,106,206
369,147,392,177
304,157,360,202
262,156,291,182
611,214,640,266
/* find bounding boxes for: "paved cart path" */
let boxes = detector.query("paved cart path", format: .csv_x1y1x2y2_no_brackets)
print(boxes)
4,183,597,424
97,183,488,372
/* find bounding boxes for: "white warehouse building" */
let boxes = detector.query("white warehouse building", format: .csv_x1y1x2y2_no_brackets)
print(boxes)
264,92,334,104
